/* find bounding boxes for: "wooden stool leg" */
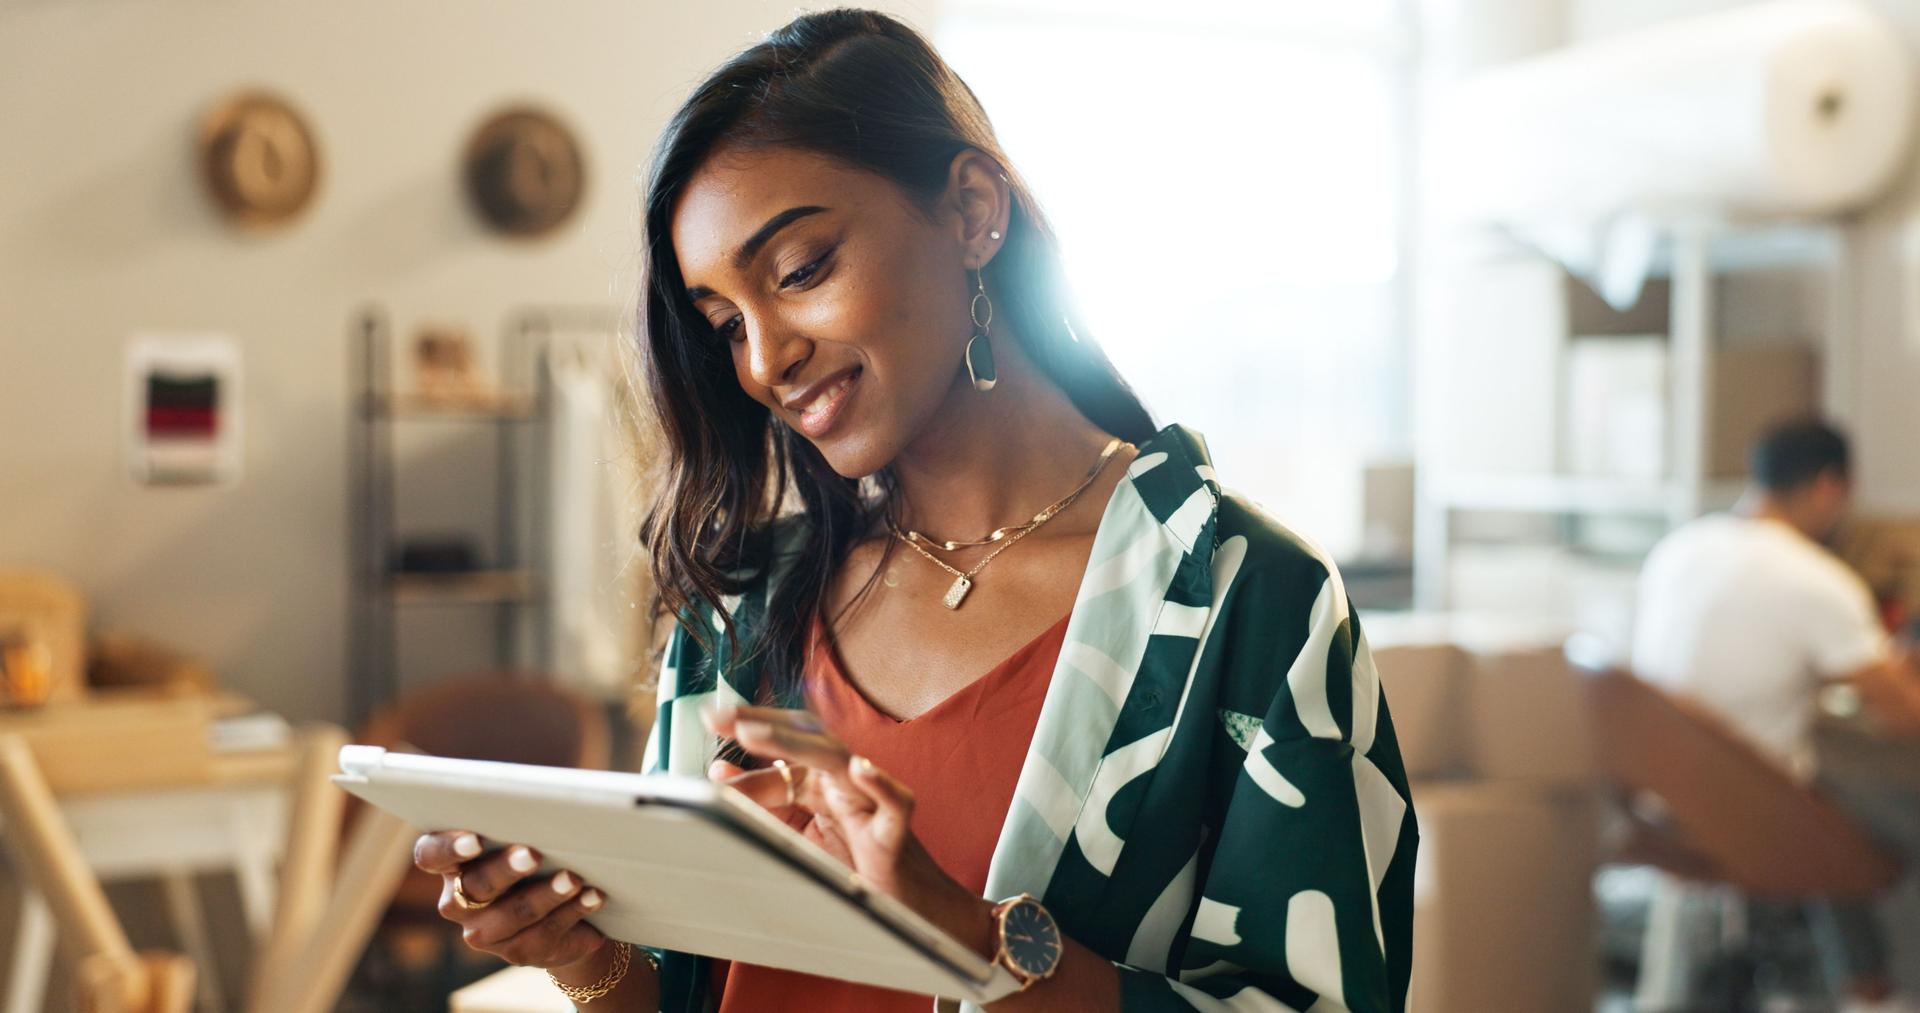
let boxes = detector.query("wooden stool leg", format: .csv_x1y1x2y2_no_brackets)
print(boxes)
77,954,138,1013
243,725,347,1013
267,725,347,943
80,954,197,1013
229,824,278,942
139,954,196,1013
0,735,197,1013
6,891,55,1013
247,805,413,1013
159,872,223,1013
0,735,141,1000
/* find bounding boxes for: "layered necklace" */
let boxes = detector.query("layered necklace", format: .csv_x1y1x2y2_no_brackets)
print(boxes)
888,437,1128,609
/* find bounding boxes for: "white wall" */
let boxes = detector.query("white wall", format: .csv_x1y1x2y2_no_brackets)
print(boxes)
0,0,935,723
1842,0,1920,514
1565,0,1743,38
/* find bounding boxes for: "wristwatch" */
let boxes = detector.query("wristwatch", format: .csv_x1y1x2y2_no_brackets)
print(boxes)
988,893,1063,992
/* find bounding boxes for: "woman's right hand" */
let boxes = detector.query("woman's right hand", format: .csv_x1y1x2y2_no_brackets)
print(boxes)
413,829,610,973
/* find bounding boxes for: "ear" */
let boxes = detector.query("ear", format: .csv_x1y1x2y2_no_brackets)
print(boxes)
1816,466,1851,499
944,149,1011,270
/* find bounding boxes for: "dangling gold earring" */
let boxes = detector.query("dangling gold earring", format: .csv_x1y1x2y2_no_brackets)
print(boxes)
965,268,997,393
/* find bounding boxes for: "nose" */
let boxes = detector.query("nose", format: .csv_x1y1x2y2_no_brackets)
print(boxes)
741,313,808,389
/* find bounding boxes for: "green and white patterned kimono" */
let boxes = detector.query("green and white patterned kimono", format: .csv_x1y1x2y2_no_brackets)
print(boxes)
640,424,1418,1012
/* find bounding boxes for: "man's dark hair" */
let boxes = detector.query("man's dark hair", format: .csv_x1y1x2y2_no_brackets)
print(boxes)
1751,418,1851,492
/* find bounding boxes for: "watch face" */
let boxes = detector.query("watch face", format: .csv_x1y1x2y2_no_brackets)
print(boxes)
1002,899,1062,977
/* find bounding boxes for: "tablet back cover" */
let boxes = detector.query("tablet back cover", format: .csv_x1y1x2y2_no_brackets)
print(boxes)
333,747,1002,1001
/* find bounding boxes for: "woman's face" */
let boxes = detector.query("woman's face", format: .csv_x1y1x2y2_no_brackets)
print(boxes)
671,145,991,479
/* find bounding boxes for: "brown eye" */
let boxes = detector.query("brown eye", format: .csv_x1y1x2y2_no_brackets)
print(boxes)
715,315,743,342
779,248,832,289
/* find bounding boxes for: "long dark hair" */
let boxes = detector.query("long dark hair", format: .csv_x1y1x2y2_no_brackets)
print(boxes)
636,8,1155,713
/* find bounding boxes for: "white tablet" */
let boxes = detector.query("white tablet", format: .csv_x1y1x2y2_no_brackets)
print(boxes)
334,746,1020,1004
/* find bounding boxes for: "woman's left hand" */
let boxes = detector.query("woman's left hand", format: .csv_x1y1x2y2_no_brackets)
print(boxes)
700,705,991,952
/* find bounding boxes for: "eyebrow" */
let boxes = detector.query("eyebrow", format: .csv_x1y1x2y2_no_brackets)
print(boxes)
685,204,830,302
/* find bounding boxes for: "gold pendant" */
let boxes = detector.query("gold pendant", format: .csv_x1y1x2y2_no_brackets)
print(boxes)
943,575,972,609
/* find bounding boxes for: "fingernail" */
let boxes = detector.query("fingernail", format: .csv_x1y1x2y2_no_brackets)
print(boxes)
852,755,873,777
791,711,824,732
736,718,771,738
509,846,537,873
582,889,604,910
453,834,481,859
553,871,576,894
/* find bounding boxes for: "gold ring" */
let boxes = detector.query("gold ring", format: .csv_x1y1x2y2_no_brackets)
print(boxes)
771,758,796,807
451,871,493,911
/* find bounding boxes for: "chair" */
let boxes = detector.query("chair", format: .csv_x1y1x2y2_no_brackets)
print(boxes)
1574,659,1902,1009
356,672,611,771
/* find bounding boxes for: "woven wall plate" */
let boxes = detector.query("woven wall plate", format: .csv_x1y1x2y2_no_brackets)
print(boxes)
462,106,587,238
197,90,322,229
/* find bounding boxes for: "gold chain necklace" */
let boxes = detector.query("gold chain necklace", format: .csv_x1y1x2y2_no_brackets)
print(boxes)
888,437,1129,609
897,438,1126,549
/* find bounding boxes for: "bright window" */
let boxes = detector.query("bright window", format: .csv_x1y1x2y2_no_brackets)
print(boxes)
939,2,1412,557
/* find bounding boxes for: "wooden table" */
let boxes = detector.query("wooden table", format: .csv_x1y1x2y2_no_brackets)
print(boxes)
0,693,298,1013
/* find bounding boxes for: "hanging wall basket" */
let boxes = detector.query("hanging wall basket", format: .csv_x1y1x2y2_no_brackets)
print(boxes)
462,106,587,239
197,90,323,230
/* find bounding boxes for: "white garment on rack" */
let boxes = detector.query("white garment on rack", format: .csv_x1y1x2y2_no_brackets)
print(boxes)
543,336,643,697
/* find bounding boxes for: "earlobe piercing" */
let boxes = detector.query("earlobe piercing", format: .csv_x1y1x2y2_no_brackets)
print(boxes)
989,229,1002,240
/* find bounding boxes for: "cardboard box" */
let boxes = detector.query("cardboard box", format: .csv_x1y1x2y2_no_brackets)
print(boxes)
1410,782,1599,1013
1368,612,1596,786
1370,642,1468,779
1460,645,1597,786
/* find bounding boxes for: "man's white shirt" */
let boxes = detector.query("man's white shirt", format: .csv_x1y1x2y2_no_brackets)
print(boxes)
1632,513,1889,780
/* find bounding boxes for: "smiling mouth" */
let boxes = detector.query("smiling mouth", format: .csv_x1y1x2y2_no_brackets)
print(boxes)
798,371,857,418
791,366,861,438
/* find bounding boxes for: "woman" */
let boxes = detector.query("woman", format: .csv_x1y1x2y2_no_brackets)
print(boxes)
414,9,1417,1011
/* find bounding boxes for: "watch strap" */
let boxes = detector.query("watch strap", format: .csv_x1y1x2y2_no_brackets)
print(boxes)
974,962,1028,1005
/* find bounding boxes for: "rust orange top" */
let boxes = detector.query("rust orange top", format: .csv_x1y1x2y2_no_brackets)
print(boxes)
712,608,1070,1012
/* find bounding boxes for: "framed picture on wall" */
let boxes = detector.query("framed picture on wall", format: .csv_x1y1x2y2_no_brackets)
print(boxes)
123,334,243,486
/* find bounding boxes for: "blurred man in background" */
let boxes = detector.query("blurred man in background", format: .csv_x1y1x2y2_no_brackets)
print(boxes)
1634,418,1920,1011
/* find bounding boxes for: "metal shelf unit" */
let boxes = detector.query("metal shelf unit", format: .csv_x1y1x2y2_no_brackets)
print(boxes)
346,306,552,726
1413,222,1848,609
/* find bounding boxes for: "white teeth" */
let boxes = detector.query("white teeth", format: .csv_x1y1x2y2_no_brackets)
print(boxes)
800,376,852,416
